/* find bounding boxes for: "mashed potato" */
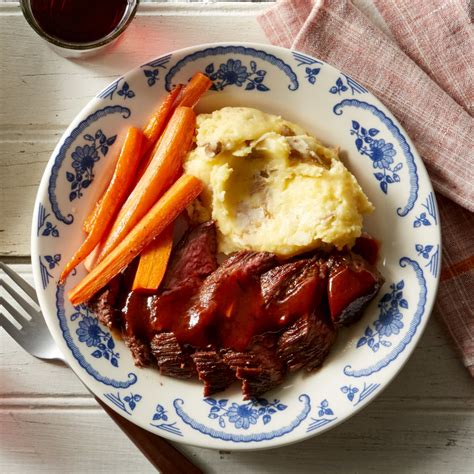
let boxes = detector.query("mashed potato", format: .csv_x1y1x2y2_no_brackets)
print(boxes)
184,107,374,257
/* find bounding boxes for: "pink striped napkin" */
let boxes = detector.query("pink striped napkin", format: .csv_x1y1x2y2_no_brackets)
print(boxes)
259,0,474,375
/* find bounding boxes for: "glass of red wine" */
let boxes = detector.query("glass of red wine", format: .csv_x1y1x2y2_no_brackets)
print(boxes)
20,0,139,57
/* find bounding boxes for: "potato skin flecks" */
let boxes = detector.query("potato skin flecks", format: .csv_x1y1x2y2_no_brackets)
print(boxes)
185,107,374,257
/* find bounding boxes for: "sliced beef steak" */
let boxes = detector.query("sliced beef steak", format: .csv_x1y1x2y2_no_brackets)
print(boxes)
163,221,218,289
86,275,121,330
223,335,286,399
327,253,384,327
261,257,328,327
122,333,153,367
121,291,153,367
150,332,195,379
150,221,220,348
189,251,278,351
277,309,336,372
85,218,385,398
192,350,236,396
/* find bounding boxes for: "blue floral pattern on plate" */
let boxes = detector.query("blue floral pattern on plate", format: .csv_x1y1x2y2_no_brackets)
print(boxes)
292,51,322,85
48,105,130,224
97,78,135,100
416,244,440,278
70,305,120,367
307,399,337,433
413,192,438,227
174,395,310,442
333,99,419,216
150,404,183,437
205,397,287,429
117,81,135,99
357,281,408,352
205,59,269,91
330,74,368,95
165,45,299,92
341,383,380,406
141,55,171,87
66,129,116,201
55,286,137,387
350,120,402,194
37,203,59,237
104,392,142,415
345,257,427,377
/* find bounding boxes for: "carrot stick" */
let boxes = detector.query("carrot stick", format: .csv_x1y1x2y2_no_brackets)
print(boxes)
95,106,196,265
83,243,101,272
142,84,183,154
175,72,212,108
135,134,163,183
68,175,203,306
83,198,102,234
59,127,143,283
132,223,174,294
135,74,211,180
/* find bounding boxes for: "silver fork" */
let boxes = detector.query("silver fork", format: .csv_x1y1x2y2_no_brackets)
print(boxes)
0,261,202,474
0,262,63,361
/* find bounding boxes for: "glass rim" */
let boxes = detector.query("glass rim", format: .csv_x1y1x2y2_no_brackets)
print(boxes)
19,0,140,51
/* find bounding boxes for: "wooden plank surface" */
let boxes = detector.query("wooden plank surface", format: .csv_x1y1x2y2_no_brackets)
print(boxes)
1,2,473,473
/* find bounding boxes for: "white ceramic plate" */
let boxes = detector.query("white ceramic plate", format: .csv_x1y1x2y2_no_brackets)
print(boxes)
31,43,440,450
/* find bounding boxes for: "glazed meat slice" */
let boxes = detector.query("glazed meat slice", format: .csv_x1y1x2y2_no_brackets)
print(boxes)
223,334,286,400
189,251,278,350
352,233,380,266
121,220,219,367
261,257,328,327
150,332,195,379
327,253,384,327
163,221,218,290
121,291,154,367
277,309,336,372
123,333,154,367
192,351,236,396
86,275,121,330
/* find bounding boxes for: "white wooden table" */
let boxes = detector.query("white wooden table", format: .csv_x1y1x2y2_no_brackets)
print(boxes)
1,2,473,472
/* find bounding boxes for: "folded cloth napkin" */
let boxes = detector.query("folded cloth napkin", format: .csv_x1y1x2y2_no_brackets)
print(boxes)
258,0,474,375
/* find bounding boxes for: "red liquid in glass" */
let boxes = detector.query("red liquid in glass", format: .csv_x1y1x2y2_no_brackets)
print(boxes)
30,0,128,43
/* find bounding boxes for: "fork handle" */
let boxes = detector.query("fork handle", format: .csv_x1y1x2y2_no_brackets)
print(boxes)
95,396,203,474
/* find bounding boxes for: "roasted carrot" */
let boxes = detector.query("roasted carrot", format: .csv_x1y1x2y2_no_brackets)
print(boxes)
132,223,174,294
59,127,143,283
82,197,102,234
142,84,183,154
68,175,203,306
175,72,212,108
135,74,211,179
83,242,102,272
95,106,196,265
135,134,163,183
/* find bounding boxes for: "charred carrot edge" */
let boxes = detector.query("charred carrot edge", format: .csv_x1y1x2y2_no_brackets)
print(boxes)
59,128,143,283
175,72,212,109
132,223,174,294
68,175,203,306
95,106,196,265
142,84,183,154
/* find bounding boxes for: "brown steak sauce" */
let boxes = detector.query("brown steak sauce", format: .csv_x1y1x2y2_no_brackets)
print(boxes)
119,235,380,352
